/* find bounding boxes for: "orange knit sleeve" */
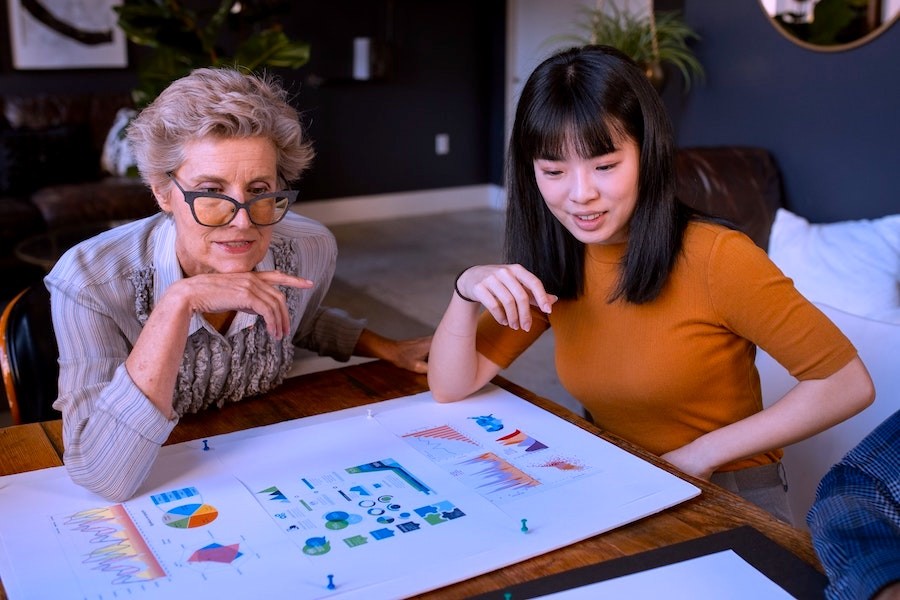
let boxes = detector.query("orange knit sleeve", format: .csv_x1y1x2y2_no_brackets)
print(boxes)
707,230,857,381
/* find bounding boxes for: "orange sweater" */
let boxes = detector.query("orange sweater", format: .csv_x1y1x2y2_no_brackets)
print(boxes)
476,222,857,471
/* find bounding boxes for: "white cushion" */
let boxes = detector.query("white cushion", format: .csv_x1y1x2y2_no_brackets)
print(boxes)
758,303,900,528
768,208,900,323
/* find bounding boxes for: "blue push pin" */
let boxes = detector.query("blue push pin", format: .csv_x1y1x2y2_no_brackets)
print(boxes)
520,518,528,533
202,440,210,451
327,574,335,590
504,593,513,600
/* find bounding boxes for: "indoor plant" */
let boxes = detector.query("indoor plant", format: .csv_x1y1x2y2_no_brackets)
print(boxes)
114,0,311,108
563,0,704,92
102,0,310,176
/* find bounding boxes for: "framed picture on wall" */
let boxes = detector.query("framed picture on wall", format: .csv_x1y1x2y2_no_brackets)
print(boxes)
6,0,127,69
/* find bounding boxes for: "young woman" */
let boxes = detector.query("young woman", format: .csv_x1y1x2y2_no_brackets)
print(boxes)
47,68,429,501
427,45,874,521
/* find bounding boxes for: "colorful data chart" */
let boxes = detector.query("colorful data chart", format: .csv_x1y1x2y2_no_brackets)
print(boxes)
531,456,585,472
162,503,219,529
469,414,504,432
58,505,166,585
452,452,541,498
188,542,244,565
496,429,548,452
402,425,482,461
346,459,434,495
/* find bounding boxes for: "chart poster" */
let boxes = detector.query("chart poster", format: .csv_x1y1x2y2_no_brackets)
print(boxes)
0,386,699,599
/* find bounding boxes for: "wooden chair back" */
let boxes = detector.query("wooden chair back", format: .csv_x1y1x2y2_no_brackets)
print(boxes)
0,286,59,424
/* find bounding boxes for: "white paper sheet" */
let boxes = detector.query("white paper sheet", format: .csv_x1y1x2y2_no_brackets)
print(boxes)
534,550,794,599
0,385,700,599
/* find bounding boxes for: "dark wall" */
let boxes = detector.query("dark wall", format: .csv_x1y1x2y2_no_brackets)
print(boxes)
0,0,506,201
286,0,506,200
670,0,899,222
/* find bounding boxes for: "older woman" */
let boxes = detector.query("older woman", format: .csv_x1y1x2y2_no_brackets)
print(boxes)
46,68,429,501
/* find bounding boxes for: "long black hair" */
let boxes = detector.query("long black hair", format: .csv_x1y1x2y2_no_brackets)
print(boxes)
505,45,691,303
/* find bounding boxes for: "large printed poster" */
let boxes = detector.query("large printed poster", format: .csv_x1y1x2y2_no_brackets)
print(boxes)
0,386,699,599
7,0,127,69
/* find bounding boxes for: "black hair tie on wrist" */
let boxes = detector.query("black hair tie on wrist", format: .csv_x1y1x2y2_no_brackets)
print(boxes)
454,267,477,303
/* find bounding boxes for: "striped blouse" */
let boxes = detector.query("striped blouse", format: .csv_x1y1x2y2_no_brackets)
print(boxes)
45,212,364,501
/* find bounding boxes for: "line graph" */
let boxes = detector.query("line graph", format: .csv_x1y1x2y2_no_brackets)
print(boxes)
402,424,482,461
57,505,166,585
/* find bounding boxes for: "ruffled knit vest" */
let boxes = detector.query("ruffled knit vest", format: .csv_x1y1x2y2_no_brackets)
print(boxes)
131,238,299,416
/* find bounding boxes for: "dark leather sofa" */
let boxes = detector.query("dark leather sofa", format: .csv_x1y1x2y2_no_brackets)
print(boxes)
675,146,784,251
0,93,157,302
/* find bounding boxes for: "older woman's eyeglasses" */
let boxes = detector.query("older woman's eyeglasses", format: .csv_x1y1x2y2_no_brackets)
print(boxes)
167,172,298,227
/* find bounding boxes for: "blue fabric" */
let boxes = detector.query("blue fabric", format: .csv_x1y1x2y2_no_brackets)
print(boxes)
807,410,900,600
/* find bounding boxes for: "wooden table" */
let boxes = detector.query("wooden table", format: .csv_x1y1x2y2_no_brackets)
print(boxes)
0,360,821,599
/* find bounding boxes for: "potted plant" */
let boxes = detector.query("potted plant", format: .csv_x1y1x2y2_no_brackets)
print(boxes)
115,0,311,108
562,0,704,92
101,0,310,177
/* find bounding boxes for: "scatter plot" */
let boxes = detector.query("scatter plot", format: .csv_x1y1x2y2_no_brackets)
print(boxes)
534,456,585,471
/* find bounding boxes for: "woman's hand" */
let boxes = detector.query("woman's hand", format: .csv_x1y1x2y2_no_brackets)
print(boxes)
353,330,432,374
660,357,874,483
456,264,557,332
126,270,313,418
427,264,554,403
384,335,432,374
174,270,314,339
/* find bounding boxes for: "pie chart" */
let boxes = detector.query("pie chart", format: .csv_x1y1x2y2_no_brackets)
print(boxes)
162,503,219,528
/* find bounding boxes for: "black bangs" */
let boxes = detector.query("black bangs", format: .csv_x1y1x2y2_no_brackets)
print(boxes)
506,45,681,304
524,91,624,162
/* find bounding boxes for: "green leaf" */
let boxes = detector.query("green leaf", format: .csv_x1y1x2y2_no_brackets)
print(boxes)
234,30,311,70
116,0,310,105
199,0,237,52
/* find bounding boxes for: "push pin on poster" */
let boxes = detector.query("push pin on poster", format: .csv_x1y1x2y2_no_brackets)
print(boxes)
366,408,374,420
326,574,336,590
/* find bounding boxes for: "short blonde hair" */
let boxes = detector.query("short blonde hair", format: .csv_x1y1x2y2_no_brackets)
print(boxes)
127,67,314,192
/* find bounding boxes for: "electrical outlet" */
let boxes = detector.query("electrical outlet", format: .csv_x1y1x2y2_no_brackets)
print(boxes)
435,133,450,155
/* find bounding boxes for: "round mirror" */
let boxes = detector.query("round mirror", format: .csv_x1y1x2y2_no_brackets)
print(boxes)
760,0,899,51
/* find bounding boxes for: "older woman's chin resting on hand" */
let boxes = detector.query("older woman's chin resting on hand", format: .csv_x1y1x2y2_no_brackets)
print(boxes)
46,67,430,502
